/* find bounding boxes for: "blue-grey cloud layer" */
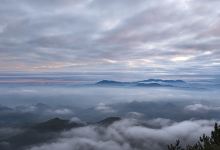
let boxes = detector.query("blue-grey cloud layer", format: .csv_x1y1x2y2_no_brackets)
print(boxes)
0,0,219,74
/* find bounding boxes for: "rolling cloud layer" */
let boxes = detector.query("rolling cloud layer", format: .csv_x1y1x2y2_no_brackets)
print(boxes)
29,118,217,150
0,100,220,150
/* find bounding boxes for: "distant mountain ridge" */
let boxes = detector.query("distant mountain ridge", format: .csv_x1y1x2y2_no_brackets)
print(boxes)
97,117,121,126
139,79,185,83
33,117,83,132
96,79,187,88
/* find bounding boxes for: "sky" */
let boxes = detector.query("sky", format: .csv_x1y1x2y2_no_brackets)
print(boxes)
0,0,220,75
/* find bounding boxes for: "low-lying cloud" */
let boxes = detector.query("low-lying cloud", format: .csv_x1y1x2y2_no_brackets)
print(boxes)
185,104,220,112
95,103,116,113
0,103,75,126
29,118,217,150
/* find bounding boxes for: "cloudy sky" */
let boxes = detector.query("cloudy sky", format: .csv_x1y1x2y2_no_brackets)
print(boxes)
0,0,220,75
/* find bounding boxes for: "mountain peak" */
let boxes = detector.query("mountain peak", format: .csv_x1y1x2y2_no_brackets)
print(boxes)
96,80,123,84
98,117,121,126
34,117,83,132
95,79,186,88
139,79,185,83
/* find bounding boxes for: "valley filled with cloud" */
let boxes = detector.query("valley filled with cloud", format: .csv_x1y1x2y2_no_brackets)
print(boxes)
0,0,220,149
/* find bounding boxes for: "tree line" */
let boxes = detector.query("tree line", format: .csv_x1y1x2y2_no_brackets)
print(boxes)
168,123,220,150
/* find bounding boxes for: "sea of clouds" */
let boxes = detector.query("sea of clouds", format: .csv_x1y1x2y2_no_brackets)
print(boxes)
29,118,217,150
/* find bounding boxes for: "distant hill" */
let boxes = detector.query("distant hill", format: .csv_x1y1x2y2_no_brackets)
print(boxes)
0,118,85,150
139,79,185,83
33,117,83,132
96,79,187,88
0,117,123,150
97,117,121,126
96,80,130,86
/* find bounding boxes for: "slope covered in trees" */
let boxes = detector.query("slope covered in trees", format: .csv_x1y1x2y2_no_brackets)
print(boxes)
168,123,220,150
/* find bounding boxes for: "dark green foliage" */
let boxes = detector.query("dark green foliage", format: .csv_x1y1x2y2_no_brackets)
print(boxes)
168,140,184,150
168,123,220,150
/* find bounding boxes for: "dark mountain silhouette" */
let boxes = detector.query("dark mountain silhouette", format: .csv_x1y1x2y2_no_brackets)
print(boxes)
96,80,130,86
0,117,122,150
96,79,187,88
33,117,83,132
139,79,185,83
0,116,219,150
0,118,84,150
136,83,173,87
97,117,121,126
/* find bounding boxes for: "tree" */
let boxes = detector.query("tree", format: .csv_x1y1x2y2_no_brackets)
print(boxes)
168,123,220,150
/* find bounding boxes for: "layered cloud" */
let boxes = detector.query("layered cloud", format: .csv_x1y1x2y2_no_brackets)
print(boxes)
0,0,219,74
95,103,116,113
29,118,217,150
185,104,220,112
0,103,75,126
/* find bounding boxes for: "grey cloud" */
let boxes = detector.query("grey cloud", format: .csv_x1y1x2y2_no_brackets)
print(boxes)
0,103,75,126
185,104,220,112
29,118,218,150
145,118,174,128
126,112,144,119
0,127,23,139
0,0,219,74
95,103,116,113
70,117,85,125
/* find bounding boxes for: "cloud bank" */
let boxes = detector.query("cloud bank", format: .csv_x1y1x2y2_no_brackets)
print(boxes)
29,118,217,150
185,104,220,112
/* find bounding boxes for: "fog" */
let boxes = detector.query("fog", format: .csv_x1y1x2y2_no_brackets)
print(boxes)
28,118,217,150
0,85,220,108
0,75,220,150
